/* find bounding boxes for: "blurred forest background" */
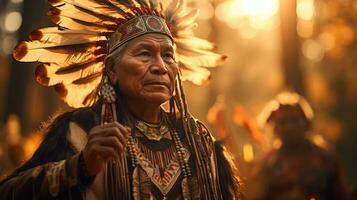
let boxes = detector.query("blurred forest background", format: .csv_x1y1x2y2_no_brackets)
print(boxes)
0,0,356,198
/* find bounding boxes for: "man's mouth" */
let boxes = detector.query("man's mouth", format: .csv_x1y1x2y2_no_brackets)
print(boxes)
145,81,169,89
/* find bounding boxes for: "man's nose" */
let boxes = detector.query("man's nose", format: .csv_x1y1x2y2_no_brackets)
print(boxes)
150,55,168,75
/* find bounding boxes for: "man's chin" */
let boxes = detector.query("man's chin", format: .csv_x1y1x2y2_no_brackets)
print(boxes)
143,93,171,105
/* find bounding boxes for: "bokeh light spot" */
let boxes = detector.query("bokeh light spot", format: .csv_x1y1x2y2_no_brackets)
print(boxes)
4,11,22,32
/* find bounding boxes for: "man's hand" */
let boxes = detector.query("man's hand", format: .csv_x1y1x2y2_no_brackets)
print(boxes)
82,122,131,176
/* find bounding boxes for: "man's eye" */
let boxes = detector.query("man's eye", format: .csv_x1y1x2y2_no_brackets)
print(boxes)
164,53,173,58
163,53,175,61
138,51,151,57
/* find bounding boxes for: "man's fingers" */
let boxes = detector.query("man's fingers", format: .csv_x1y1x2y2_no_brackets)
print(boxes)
95,136,125,153
100,127,128,145
108,122,131,138
92,145,120,162
89,129,130,146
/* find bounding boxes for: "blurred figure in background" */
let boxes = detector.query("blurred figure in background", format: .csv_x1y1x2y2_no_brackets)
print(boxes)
251,91,348,200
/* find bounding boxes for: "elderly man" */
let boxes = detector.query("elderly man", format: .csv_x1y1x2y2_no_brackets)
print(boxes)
0,0,243,199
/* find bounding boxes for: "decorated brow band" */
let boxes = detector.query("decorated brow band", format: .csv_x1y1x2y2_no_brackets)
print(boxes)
109,15,173,54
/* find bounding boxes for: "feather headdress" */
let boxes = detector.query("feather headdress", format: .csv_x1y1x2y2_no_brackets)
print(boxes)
257,91,314,127
13,0,226,108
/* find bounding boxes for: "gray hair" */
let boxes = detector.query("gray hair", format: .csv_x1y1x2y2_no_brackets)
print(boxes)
105,43,128,71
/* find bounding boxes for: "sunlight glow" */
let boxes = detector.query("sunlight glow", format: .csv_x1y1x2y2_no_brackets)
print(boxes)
5,114,21,145
4,11,22,32
302,39,324,62
297,0,315,21
238,0,279,18
197,1,215,20
318,32,335,51
24,132,43,160
216,0,278,32
311,134,328,149
297,21,314,38
272,139,282,149
11,0,23,3
243,143,254,162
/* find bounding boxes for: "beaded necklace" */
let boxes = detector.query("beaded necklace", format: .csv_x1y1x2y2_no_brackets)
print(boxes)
135,117,169,141
127,113,192,199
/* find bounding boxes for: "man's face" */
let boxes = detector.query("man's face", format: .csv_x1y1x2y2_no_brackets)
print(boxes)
111,33,178,105
272,106,309,143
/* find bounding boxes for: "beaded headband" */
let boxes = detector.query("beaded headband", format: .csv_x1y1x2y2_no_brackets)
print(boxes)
108,15,173,54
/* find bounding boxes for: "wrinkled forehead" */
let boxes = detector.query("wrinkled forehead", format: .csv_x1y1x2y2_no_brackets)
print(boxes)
105,33,175,65
107,33,174,57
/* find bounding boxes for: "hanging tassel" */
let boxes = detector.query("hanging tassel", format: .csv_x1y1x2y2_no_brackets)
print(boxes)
181,177,191,200
132,167,140,200
101,102,131,200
